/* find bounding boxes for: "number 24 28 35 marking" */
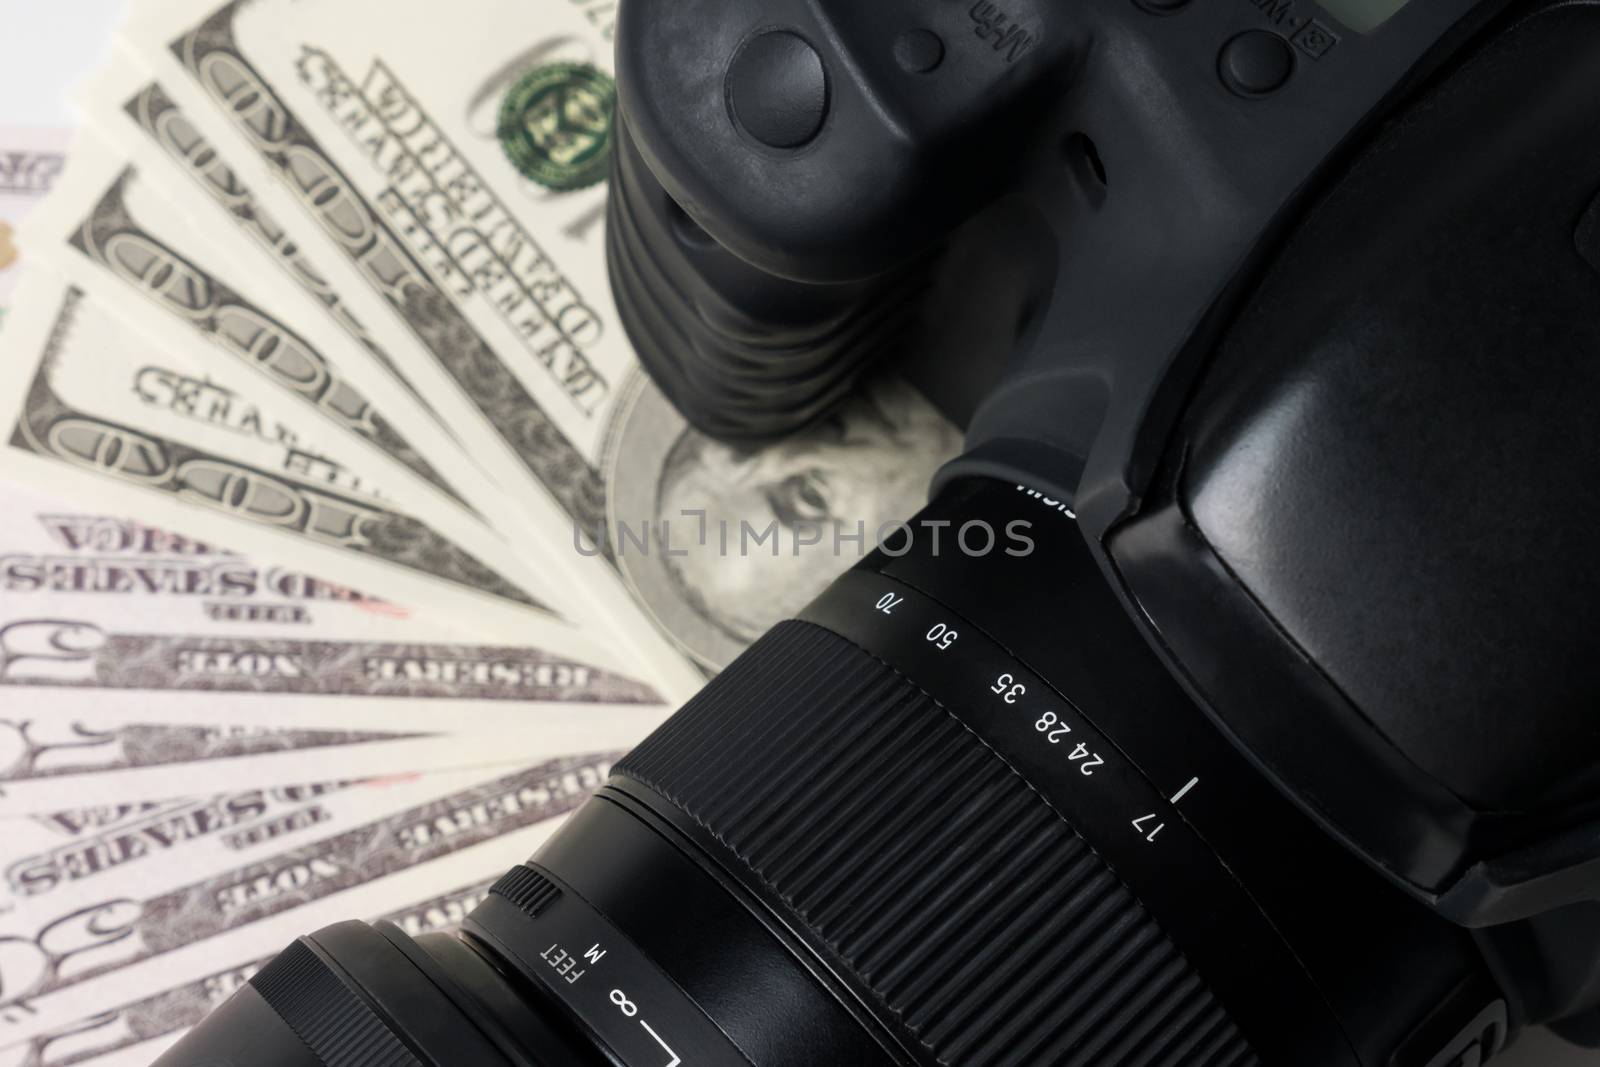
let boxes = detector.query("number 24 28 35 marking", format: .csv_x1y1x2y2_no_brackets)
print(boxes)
1033,710,1104,775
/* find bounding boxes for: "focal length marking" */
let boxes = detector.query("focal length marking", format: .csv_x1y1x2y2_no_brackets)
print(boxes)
798,569,1361,1065
874,580,1122,802
801,571,1206,860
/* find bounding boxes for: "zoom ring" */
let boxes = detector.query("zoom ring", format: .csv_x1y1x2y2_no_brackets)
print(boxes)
616,621,1258,1067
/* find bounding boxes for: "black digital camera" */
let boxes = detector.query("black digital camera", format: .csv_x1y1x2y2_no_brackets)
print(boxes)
158,0,1600,1063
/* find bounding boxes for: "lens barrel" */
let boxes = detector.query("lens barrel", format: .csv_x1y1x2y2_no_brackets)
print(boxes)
162,479,1509,1067
152,916,608,1067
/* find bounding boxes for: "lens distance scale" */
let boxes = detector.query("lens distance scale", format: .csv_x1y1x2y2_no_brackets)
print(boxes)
468,866,751,1067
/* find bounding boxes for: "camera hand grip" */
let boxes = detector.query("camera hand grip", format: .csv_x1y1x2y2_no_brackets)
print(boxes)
615,0,1074,284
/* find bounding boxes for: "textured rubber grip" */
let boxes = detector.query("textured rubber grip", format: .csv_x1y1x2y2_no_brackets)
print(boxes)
608,120,927,441
617,620,1257,1067
490,864,562,918
250,939,420,1067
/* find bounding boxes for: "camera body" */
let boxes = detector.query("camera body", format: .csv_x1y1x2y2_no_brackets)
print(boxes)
154,0,1600,1064
608,0,1600,1052
611,0,1600,956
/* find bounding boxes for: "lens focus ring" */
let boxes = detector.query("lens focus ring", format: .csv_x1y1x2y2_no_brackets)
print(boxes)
616,621,1257,1067
251,939,421,1067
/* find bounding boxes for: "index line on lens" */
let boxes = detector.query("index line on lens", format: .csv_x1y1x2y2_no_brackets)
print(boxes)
639,1021,682,1067
1170,776,1200,805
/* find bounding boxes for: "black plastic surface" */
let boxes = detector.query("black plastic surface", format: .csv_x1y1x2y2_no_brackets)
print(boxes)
892,30,946,74
405,931,611,1067
1579,188,1600,275
468,867,754,1067
149,984,327,1067
148,917,612,1067
927,0,1509,540
615,0,1077,284
1218,32,1296,96
618,619,1262,1066
615,0,1504,524
529,796,903,1066
306,922,517,1067
1106,0,1600,929
1172,1,1600,817
727,32,829,148
869,480,1498,1064
605,0,1600,937
608,118,929,439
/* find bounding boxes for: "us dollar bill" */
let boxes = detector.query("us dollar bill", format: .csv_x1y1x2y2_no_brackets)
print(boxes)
0,659,664,810
0,477,664,705
0,472,671,783
0,722,412,784
122,0,709,692
0,717,542,815
0,783,360,899
82,50,615,599
0,617,660,703
0,755,612,1045
0,873,495,1067
0,476,412,634
0,716,453,815
0,271,592,641
125,0,962,675
76,46,440,425
150,0,616,527
0,621,660,704
19,132,590,622
56,142,459,508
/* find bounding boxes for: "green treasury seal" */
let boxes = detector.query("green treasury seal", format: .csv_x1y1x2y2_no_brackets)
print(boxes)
497,62,617,192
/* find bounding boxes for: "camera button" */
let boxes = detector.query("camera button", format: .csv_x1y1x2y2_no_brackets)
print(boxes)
1218,31,1295,97
893,29,945,73
728,31,829,149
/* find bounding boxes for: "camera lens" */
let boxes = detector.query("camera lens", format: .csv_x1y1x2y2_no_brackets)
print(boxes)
150,916,610,1067
158,479,1504,1067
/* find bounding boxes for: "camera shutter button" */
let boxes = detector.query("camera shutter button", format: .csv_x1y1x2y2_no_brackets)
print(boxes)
728,31,829,149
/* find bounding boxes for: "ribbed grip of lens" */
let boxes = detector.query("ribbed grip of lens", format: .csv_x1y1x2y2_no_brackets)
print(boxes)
617,621,1257,1067
250,939,421,1067
490,864,562,917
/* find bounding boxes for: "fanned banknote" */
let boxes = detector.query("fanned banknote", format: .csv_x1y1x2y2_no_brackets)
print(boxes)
83,49,448,436
17,134,587,625
123,0,959,680
0,474,668,809
1,722,417,791
0,270,604,644
0,711,631,814
0,477,663,709
0,755,612,1051
0,867,497,1066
